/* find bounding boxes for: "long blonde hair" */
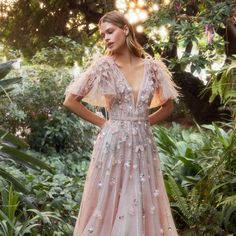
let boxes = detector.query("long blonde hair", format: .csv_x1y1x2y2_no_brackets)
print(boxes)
99,11,145,58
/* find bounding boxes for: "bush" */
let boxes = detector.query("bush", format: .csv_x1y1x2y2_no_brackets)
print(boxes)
0,64,96,155
153,122,236,235
1,151,90,235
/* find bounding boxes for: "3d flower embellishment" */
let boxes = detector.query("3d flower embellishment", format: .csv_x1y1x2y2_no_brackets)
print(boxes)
135,145,144,153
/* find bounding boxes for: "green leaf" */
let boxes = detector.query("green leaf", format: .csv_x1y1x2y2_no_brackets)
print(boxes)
0,128,29,149
0,77,22,87
0,62,13,79
0,144,54,173
0,168,29,194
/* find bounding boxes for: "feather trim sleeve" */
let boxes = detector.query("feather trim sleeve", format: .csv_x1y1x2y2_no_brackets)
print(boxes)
149,59,179,108
64,56,116,108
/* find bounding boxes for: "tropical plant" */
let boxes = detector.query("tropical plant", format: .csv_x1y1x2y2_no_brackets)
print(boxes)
153,123,236,235
167,176,223,235
0,61,53,193
0,129,53,193
145,0,235,123
209,59,236,124
1,150,90,235
0,182,66,236
0,61,21,97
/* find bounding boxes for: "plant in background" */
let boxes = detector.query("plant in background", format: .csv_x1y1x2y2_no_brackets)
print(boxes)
0,55,97,234
0,60,21,97
2,151,90,235
0,182,67,236
167,176,223,235
0,61,53,193
31,36,87,67
153,123,236,235
38,109,95,155
208,59,236,125
0,64,96,156
144,0,235,123
0,129,53,193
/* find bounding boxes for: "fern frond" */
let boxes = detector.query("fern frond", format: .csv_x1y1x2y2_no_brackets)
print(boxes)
167,176,193,225
218,195,236,208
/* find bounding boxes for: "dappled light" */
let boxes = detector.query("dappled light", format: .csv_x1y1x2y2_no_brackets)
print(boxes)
0,0,235,235
0,0,17,18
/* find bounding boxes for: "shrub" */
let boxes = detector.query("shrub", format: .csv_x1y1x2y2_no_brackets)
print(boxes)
0,64,96,155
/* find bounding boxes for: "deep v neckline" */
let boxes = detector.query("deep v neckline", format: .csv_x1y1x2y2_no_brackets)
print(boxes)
108,57,147,109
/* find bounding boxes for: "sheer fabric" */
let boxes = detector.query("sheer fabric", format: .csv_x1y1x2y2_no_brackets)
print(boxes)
65,56,179,108
65,55,179,236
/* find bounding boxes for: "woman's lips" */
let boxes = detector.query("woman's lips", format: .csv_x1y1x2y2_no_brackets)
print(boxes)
107,43,114,48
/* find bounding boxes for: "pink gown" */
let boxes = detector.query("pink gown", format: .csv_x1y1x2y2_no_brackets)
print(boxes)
65,55,179,236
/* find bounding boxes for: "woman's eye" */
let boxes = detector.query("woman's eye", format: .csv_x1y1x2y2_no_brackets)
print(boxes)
100,30,113,39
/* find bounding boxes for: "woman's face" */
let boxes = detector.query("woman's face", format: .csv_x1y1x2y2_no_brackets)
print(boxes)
100,22,128,54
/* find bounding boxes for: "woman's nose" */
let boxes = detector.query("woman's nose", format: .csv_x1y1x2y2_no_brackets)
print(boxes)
104,35,110,42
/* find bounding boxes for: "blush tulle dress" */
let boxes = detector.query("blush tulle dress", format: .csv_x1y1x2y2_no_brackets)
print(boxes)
65,55,179,236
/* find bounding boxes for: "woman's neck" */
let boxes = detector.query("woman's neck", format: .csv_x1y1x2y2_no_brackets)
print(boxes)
112,50,139,67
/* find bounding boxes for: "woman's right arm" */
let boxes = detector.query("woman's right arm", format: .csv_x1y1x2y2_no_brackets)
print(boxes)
63,93,106,128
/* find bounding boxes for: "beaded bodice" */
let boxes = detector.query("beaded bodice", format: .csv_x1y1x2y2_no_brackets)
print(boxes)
105,58,155,120
65,55,178,118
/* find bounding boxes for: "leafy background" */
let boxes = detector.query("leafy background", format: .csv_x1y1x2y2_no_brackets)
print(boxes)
0,0,236,235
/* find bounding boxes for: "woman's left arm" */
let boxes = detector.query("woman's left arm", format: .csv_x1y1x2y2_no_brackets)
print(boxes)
148,99,174,126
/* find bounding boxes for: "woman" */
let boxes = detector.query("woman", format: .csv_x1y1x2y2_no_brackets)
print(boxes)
64,10,179,236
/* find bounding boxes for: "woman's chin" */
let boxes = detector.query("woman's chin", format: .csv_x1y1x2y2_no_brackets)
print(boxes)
109,47,122,55
108,47,116,53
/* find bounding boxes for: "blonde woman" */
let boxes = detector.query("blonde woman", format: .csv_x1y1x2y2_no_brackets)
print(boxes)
64,10,179,236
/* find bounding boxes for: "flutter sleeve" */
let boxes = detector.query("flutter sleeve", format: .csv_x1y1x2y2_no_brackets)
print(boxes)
149,59,179,108
64,57,116,108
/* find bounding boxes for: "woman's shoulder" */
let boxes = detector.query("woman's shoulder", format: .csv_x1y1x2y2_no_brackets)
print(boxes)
87,52,111,63
87,54,114,70
145,55,169,72
145,55,162,65
83,54,115,79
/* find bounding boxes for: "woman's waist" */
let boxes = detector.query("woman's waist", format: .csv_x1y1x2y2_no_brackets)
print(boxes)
109,115,149,122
